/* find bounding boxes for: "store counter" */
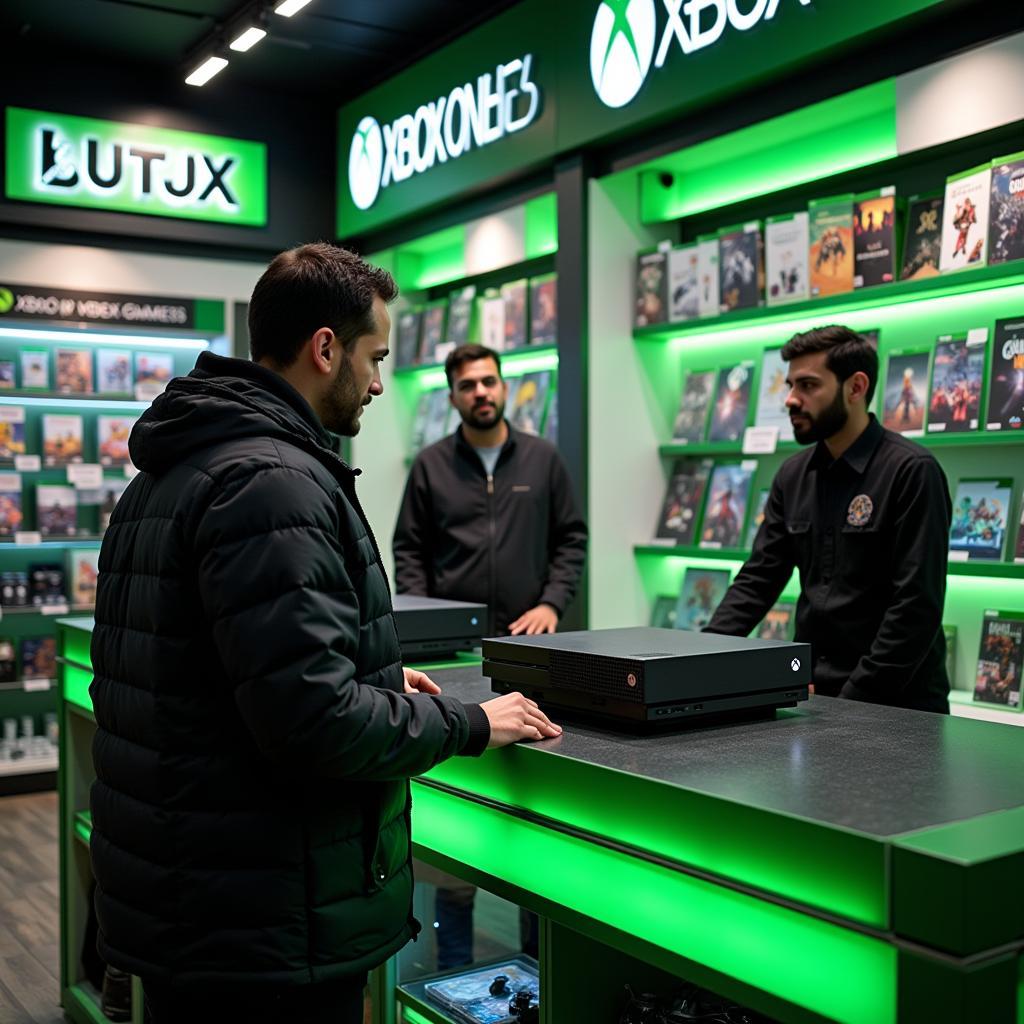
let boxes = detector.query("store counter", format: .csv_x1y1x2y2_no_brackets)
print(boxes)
407,667,1024,1024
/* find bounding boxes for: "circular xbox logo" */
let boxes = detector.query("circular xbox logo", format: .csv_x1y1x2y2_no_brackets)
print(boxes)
590,0,656,109
0,288,13,315
348,116,383,211
791,659,801,672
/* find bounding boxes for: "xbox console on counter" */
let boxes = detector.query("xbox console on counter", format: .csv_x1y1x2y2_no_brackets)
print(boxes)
483,627,810,730
392,594,486,660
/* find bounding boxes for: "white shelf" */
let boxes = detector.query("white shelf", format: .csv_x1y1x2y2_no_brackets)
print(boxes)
949,691,1024,727
0,751,58,776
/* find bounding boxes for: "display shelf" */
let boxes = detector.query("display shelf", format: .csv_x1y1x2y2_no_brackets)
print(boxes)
0,749,58,776
946,561,1024,580
63,981,112,1024
394,990,454,1024
633,261,1024,343
0,391,149,408
0,678,55,691
0,603,94,614
0,535,105,545
949,690,1024,727
659,430,1024,459
394,343,558,379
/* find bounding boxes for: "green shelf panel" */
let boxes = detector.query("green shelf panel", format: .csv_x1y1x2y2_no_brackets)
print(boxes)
63,983,111,1024
62,662,94,714
406,652,482,673
395,991,456,1024
633,262,1024,344
411,783,896,1024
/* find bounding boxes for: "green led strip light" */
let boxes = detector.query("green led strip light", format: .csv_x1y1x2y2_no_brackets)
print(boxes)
411,783,896,1024
63,663,94,714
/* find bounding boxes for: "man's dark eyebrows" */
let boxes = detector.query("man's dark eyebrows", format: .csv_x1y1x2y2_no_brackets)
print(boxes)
786,371,822,385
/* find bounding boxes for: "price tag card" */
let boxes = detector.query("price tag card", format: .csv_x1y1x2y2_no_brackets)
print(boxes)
742,427,779,455
948,550,970,562
68,464,103,489
14,455,41,472
14,531,42,546
41,603,70,616
23,678,52,693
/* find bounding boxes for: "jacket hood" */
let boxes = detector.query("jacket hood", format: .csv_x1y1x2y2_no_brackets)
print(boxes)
129,351,335,475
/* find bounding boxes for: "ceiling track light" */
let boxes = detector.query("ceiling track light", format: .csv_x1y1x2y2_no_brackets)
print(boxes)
229,25,268,52
273,0,314,17
185,55,229,87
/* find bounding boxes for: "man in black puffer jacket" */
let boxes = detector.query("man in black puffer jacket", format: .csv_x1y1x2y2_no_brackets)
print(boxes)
89,243,560,1024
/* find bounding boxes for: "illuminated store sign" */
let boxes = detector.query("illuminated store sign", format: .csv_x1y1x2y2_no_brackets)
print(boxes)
0,282,196,328
347,55,541,211
590,0,813,108
4,107,267,226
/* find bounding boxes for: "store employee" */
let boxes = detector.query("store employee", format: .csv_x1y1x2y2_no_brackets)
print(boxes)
705,325,952,713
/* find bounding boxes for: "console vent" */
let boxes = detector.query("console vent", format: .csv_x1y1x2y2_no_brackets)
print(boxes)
549,650,645,703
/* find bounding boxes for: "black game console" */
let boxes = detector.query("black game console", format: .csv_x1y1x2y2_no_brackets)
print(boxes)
392,594,486,661
484,627,810,730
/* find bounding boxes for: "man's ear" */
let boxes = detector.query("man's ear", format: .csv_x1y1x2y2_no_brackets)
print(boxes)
847,370,870,404
310,328,336,375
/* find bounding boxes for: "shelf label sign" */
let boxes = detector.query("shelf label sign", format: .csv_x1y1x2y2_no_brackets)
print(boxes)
4,107,267,226
347,55,541,211
0,282,195,328
590,0,813,109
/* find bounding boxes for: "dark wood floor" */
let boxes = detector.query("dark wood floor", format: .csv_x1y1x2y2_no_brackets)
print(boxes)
0,791,64,1024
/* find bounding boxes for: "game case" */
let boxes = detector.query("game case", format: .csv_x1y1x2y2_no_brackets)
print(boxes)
54,349,93,394
707,361,753,443
20,637,57,681
718,222,763,313
0,474,23,536
927,330,987,433
480,294,505,351
753,347,795,443
529,274,558,347
424,959,538,1024
949,478,1012,562
650,596,678,629
696,233,720,318
0,406,26,460
419,302,447,364
881,350,930,436
28,562,66,607
36,485,77,537
809,194,854,297
98,415,136,466
418,389,453,449
85,478,129,533
671,369,716,444
635,249,669,327
940,164,991,271
675,567,731,631
900,194,943,280
96,348,133,392
508,371,552,435
668,243,699,321
700,462,754,549
973,611,1023,708
20,350,49,390
0,639,15,684
0,361,14,389
42,414,84,466
1014,499,1024,564
986,315,1024,431
756,602,795,641
500,280,528,350
395,309,423,367
744,487,770,549
447,286,476,349
134,352,174,399
853,187,897,288
70,549,100,607
0,571,29,607
765,211,809,305
654,457,713,545
988,151,1024,265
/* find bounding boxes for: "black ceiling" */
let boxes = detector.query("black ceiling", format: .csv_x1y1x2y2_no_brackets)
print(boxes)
0,0,521,102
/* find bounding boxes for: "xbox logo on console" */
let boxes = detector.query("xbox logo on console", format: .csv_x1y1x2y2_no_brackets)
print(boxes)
348,116,383,211
590,0,656,109
0,288,13,315
791,659,801,672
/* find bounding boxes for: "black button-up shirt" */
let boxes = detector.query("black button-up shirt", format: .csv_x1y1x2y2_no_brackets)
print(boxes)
706,415,952,712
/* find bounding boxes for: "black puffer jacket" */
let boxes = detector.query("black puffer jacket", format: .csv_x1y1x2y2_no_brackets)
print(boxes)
89,352,489,989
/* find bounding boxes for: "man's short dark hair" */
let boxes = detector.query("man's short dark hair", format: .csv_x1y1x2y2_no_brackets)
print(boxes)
248,242,397,366
780,325,879,405
444,344,503,390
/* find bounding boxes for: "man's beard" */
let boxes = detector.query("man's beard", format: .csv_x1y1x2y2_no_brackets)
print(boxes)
791,386,848,444
460,396,505,430
321,358,366,436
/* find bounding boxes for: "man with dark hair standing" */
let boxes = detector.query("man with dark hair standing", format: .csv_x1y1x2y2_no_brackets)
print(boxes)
392,343,586,968
393,343,587,637
89,244,559,1024
706,325,952,713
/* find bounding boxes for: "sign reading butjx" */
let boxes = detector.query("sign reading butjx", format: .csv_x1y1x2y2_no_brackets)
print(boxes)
336,0,950,236
5,107,267,227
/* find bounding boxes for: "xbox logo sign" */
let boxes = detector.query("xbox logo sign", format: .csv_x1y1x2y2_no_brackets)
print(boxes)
590,0,656,109
0,288,13,315
790,659,801,672
348,116,384,212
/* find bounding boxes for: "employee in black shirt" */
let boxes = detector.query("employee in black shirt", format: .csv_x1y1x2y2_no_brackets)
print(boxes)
706,325,952,713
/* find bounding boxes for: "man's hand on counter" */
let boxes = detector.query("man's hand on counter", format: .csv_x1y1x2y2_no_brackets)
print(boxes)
482,692,562,747
508,604,559,636
403,667,442,695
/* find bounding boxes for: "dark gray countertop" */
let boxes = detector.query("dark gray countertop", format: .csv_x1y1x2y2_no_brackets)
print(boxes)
427,667,1024,840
